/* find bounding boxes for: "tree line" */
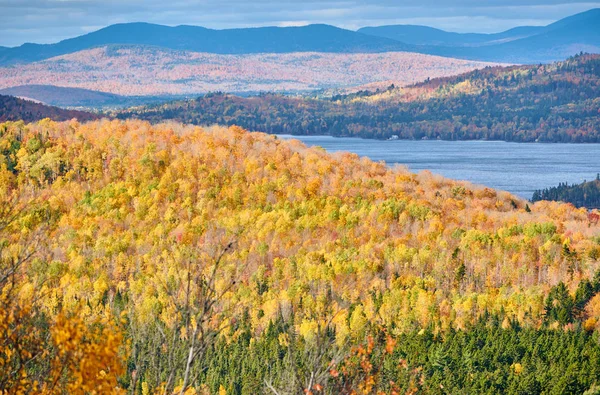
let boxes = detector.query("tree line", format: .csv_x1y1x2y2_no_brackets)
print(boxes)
533,175,600,209
118,53,600,143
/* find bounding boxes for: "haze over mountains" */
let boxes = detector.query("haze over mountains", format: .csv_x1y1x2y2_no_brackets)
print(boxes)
359,8,599,53
0,9,597,67
0,24,410,66
358,25,545,47
401,8,600,63
0,9,597,108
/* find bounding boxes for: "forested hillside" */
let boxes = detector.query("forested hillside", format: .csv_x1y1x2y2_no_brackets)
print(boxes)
0,85,128,108
120,54,600,142
0,46,492,97
0,85,189,109
2,119,600,393
0,94,100,122
533,176,600,209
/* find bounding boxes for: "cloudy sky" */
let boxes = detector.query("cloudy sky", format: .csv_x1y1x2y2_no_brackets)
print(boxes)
1,0,598,47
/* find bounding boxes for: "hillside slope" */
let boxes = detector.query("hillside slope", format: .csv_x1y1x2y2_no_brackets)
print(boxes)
0,46,494,96
1,119,600,393
0,85,188,108
0,94,100,122
0,85,124,107
533,177,600,209
119,53,600,142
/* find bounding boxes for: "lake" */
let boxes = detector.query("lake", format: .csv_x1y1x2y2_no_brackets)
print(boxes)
278,135,600,199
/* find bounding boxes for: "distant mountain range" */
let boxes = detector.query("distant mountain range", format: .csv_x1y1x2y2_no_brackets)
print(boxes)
0,24,409,66
358,25,545,47
0,9,598,65
359,9,600,48
361,8,600,63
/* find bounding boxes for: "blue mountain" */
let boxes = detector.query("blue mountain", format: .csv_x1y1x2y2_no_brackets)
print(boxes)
0,9,598,65
361,8,600,63
0,23,411,65
358,25,543,47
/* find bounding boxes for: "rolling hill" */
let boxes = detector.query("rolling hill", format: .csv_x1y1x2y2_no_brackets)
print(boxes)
0,85,190,108
533,176,600,209
3,7,600,395
0,47,494,97
0,94,100,122
118,53,600,143
0,85,124,107
2,118,600,393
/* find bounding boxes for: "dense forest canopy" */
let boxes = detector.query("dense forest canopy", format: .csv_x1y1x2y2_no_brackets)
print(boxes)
0,94,99,123
533,175,600,209
119,54,600,143
2,119,600,393
0,46,493,98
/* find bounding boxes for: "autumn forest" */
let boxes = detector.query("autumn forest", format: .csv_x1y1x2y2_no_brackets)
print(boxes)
1,119,600,394
120,54,600,143
2,4,600,394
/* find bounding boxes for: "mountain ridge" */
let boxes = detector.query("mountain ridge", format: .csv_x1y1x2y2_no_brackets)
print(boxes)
0,9,597,68
0,23,411,66
0,9,598,65
360,8,600,63
357,25,543,47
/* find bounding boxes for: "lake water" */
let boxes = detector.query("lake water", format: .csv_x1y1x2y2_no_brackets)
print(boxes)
278,135,600,199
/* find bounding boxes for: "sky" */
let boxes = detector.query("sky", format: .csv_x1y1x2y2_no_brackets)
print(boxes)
0,0,599,47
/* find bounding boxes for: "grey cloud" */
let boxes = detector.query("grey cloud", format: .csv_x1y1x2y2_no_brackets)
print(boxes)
0,0,599,46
